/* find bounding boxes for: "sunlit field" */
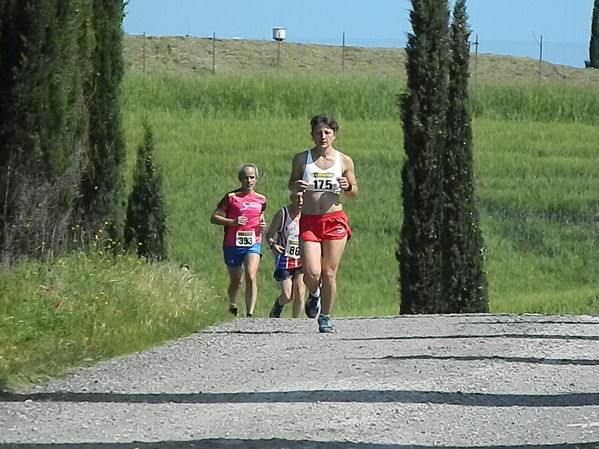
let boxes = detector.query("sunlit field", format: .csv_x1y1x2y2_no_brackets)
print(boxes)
122,73,599,318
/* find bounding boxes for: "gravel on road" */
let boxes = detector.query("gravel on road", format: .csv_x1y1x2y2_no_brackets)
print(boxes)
2,313,599,448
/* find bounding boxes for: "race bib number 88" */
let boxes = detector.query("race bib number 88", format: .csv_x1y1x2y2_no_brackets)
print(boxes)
236,230,256,247
285,240,301,259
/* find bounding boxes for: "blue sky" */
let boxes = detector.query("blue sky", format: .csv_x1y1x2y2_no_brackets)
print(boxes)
124,0,595,68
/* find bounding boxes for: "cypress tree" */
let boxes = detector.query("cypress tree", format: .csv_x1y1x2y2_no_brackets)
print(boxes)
442,0,488,313
398,0,450,314
75,0,125,245
588,0,599,68
125,123,168,261
0,1,84,264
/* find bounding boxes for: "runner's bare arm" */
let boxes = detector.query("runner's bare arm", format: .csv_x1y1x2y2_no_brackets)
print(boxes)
265,209,284,253
339,154,358,198
288,152,308,192
210,208,243,226
259,212,267,229
210,209,231,226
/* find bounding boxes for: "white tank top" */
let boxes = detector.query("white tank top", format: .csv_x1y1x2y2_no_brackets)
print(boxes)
302,149,342,193
277,206,300,248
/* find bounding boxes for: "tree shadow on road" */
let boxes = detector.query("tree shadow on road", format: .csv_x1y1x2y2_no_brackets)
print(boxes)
343,333,599,341
0,438,598,449
372,353,599,366
2,388,599,407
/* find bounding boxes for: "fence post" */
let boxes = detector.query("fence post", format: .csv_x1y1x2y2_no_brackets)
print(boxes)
472,34,479,83
342,32,346,72
212,32,216,74
538,34,543,83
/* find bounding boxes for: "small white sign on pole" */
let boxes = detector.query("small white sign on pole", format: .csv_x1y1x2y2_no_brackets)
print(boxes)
273,27,286,42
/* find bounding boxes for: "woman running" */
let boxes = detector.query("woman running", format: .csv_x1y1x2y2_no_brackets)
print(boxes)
210,164,267,317
288,115,358,332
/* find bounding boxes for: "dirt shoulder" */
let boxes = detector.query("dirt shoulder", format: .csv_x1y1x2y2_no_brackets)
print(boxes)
1,314,599,447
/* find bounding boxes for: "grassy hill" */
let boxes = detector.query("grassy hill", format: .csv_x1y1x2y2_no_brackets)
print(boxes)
123,34,599,85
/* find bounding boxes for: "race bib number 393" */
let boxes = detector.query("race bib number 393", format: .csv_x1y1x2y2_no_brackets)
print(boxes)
236,230,256,247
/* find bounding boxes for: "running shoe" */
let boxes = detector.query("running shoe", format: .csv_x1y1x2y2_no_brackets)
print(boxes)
318,314,334,333
304,290,320,319
269,298,284,318
228,305,238,316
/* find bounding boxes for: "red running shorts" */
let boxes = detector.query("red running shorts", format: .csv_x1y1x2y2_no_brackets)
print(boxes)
299,210,352,242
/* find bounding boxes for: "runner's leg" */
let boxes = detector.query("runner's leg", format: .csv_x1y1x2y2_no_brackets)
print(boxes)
226,265,244,313
243,253,261,316
279,277,293,304
291,272,306,318
320,237,347,315
300,240,322,295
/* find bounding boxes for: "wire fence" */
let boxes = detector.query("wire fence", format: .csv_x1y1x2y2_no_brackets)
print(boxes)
295,33,590,69
273,33,588,71
133,31,591,78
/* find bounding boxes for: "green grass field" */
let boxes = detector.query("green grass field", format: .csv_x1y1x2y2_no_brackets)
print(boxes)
122,74,599,318
2,71,598,388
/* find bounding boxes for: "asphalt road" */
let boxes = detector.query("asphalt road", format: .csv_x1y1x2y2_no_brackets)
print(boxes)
1,314,599,448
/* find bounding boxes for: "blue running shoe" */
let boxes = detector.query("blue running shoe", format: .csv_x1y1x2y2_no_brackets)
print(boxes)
305,290,320,318
269,298,284,318
318,314,334,333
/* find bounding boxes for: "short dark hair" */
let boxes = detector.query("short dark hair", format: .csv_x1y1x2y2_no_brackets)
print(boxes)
310,114,339,133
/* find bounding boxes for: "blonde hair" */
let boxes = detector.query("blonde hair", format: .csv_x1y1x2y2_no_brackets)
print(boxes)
238,164,259,180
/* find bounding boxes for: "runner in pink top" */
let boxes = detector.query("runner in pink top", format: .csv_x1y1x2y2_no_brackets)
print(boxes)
211,164,267,318
218,190,267,247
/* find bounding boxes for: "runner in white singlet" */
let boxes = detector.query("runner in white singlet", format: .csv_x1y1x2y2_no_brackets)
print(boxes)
288,115,359,333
